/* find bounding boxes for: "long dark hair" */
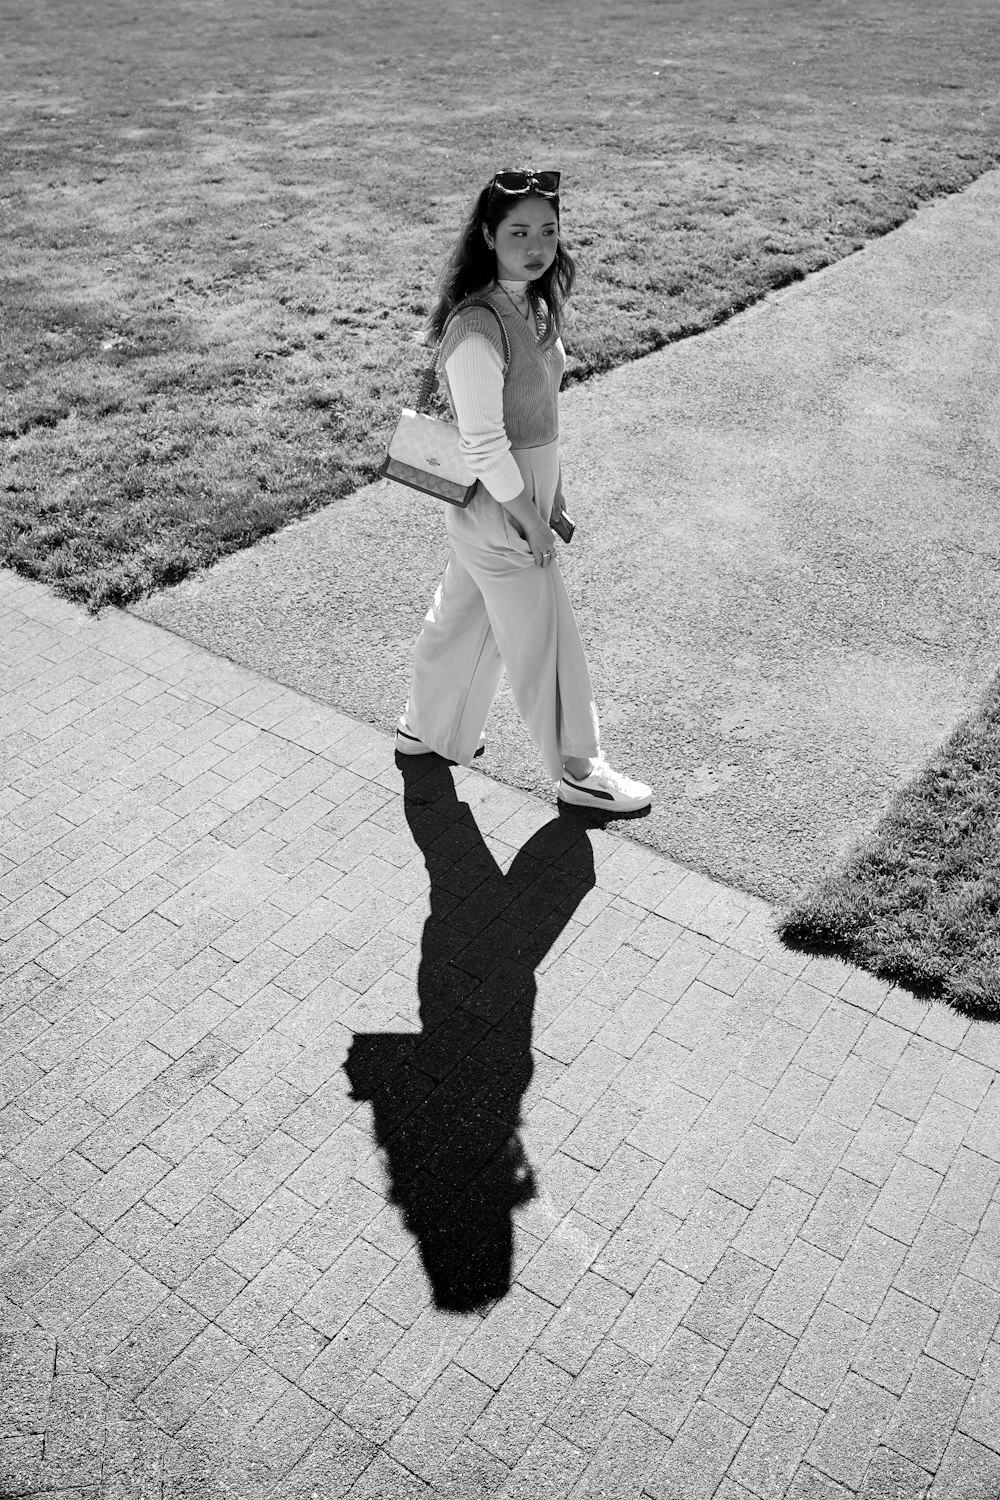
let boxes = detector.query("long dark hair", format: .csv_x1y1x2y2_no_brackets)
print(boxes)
427,180,576,349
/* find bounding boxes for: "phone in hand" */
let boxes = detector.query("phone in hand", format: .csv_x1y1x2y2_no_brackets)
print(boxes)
551,510,575,544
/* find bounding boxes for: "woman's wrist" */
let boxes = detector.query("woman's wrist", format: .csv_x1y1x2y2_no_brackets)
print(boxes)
503,492,547,532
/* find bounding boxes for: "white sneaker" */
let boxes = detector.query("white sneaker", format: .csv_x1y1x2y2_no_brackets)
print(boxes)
557,757,652,813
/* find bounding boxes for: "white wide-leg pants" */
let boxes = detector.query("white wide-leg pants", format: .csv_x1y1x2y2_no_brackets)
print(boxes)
402,441,601,782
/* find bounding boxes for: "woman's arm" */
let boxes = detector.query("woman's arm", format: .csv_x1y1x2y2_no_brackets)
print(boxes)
444,336,521,501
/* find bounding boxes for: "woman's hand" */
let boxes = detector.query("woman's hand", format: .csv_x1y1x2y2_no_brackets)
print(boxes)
503,490,558,567
524,517,558,568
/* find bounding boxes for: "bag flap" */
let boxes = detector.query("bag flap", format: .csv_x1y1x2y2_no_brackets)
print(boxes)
386,411,476,485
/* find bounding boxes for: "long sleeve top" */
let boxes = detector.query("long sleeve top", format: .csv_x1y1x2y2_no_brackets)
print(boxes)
444,335,523,503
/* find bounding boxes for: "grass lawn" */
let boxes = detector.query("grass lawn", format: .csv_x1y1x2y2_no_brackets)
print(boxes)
779,679,1000,1015
1,0,998,609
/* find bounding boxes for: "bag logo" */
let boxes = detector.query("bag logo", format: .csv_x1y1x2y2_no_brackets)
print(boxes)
426,457,441,467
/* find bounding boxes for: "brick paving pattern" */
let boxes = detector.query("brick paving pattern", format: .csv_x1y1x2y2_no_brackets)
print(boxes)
1,569,999,1499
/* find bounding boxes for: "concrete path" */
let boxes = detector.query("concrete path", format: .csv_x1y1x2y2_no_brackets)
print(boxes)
135,170,1000,904
3,570,1000,1500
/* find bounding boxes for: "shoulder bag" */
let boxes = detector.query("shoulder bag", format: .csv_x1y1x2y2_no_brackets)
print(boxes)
380,299,511,508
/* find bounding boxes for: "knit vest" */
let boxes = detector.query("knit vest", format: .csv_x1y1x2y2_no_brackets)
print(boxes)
437,288,566,448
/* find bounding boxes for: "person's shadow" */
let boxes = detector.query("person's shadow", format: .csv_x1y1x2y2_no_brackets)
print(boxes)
345,755,600,1312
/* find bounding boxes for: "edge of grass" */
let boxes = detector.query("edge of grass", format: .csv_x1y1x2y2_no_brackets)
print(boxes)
778,675,1000,1016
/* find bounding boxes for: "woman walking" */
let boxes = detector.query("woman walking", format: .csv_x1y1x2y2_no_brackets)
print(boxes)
397,169,651,815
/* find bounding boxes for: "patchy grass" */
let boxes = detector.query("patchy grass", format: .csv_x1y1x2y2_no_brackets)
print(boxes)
779,676,1000,1014
1,0,998,607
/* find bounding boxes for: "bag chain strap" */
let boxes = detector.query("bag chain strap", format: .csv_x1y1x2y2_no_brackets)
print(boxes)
414,299,511,415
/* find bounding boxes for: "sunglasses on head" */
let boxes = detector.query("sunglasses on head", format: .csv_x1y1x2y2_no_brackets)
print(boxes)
489,170,560,197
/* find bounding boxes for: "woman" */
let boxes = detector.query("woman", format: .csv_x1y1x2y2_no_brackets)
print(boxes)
396,169,652,815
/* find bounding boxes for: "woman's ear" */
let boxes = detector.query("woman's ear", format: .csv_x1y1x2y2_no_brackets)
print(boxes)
482,223,494,251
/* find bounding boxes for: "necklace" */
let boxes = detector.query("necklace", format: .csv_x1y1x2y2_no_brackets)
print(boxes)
497,279,533,320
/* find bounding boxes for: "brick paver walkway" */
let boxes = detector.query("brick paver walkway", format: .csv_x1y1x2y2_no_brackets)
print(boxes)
2,569,999,1500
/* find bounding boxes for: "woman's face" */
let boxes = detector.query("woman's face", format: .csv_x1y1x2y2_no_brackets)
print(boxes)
487,195,559,282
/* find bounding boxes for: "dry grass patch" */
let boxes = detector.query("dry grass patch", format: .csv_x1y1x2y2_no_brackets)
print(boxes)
2,0,999,606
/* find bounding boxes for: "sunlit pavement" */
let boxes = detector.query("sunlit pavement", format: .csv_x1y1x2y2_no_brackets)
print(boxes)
2,569,999,1500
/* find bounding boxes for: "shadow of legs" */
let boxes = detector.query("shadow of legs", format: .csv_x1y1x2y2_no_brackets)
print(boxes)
345,756,597,1311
